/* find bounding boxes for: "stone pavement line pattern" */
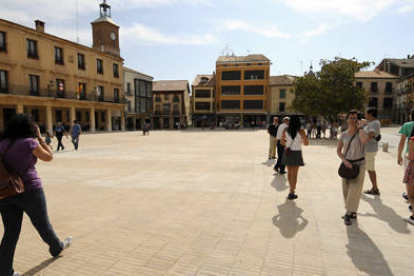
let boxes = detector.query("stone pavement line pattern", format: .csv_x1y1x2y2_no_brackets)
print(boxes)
3,129,413,275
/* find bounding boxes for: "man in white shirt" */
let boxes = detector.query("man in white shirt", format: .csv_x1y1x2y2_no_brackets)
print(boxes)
274,117,290,174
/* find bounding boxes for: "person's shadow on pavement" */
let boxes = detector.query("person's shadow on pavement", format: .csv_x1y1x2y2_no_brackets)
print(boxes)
261,159,274,167
272,200,308,238
22,257,60,276
346,224,393,276
271,174,289,192
360,194,411,234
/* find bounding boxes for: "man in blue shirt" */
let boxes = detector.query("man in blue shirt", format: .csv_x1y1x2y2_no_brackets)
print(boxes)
70,120,82,151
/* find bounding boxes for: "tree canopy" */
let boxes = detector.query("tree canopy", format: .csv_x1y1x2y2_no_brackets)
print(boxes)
292,57,372,122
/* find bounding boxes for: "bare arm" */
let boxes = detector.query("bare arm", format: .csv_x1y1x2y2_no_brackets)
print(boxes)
337,139,352,169
357,128,368,144
398,135,407,165
408,139,414,160
281,130,286,146
32,126,53,162
299,129,309,146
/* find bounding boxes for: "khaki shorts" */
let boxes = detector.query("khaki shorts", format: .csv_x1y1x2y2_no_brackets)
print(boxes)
365,151,377,171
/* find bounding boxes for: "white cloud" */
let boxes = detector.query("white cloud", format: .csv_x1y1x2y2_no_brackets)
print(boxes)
398,0,414,13
298,24,332,42
218,20,293,39
121,23,216,45
280,0,396,21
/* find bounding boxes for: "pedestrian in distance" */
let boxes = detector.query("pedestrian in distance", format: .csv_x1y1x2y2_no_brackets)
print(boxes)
70,120,82,151
337,110,368,226
53,122,67,151
0,113,72,276
274,117,290,174
142,121,150,135
280,115,309,200
402,125,414,225
267,117,279,160
363,108,381,196
398,108,414,213
45,131,53,150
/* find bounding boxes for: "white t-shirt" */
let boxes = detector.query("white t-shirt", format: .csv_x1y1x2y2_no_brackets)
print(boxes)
276,123,288,139
285,131,303,151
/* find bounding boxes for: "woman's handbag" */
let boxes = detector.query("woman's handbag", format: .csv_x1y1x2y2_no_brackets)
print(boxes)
338,133,360,179
338,161,359,179
0,147,25,199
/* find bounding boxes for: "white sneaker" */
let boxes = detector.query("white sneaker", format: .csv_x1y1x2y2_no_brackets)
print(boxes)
404,216,414,225
62,236,73,250
13,272,20,276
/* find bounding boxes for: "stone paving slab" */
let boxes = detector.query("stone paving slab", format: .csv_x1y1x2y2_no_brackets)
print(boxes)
2,129,413,276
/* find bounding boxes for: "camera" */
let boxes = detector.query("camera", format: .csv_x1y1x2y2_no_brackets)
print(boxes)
375,134,381,142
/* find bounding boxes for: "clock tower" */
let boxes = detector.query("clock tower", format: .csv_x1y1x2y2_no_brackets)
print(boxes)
91,0,120,57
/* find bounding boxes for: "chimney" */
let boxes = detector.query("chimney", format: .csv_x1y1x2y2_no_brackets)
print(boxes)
35,20,45,33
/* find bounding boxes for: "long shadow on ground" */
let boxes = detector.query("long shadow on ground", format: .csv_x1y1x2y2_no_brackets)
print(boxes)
346,224,393,276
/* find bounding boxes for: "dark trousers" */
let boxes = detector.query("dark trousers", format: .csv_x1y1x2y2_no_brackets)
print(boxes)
274,140,286,173
71,136,79,150
56,134,64,151
0,189,63,276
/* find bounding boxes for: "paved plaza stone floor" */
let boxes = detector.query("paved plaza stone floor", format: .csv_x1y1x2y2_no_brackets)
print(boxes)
4,128,414,276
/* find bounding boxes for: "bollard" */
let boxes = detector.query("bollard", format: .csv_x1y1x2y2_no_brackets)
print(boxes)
382,142,388,152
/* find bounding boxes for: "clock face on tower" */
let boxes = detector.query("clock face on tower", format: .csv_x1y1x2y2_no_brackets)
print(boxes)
110,32,116,41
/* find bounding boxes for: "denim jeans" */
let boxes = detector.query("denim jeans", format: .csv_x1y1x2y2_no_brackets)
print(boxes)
274,140,286,173
71,136,79,150
0,189,63,276
56,134,64,151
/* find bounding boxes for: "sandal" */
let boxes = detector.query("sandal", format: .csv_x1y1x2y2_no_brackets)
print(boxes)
364,188,380,195
342,212,357,219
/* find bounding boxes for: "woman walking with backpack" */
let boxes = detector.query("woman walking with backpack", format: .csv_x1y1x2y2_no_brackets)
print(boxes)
0,114,72,276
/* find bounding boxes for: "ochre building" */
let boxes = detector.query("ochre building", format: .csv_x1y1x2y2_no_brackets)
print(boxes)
215,54,270,127
269,75,296,119
152,80,191,129
191,74,215,127
0,1,125,133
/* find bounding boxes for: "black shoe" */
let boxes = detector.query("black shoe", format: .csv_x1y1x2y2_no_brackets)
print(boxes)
273,167,279,173
403,192,409,201
409,205,413,212
279,171,287,174
287,193,298,200
341,212,357,219
343,214,352,225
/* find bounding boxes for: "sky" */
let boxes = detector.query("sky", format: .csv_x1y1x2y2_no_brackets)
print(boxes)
1,0,414,83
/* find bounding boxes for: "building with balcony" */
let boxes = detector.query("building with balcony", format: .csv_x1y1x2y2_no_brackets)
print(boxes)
152,80,191,129
0,0,125,133
191,74,215,127
215,54,270,127
354,71,399,123
269,75,296,120
123,67,153,130
395,73,414,124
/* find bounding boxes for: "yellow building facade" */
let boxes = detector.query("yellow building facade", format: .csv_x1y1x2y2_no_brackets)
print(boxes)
269,75,296,117
191,74,215,127
0,1,125,133
215,54,270,127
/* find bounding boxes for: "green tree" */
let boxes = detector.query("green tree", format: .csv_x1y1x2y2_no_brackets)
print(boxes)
292,57,372,122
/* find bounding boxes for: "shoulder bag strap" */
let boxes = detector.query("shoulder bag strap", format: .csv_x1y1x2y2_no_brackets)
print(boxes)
344,133,357,160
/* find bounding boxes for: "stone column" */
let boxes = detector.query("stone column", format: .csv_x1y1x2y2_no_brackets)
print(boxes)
106,109,112,131
121,109,125,131
46,104,53,134
70,106,76,123
16,103,24,113
90,105,96,132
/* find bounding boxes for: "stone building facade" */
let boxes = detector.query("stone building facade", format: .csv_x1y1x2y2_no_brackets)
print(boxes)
152,80,191,129
191,74,215,127
0,1,125,133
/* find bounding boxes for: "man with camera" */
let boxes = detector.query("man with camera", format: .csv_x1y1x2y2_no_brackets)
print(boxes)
363,108,381,195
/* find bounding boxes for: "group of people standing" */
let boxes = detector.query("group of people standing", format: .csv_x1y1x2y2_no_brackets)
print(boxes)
47,120,82,151
268,108,413,226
